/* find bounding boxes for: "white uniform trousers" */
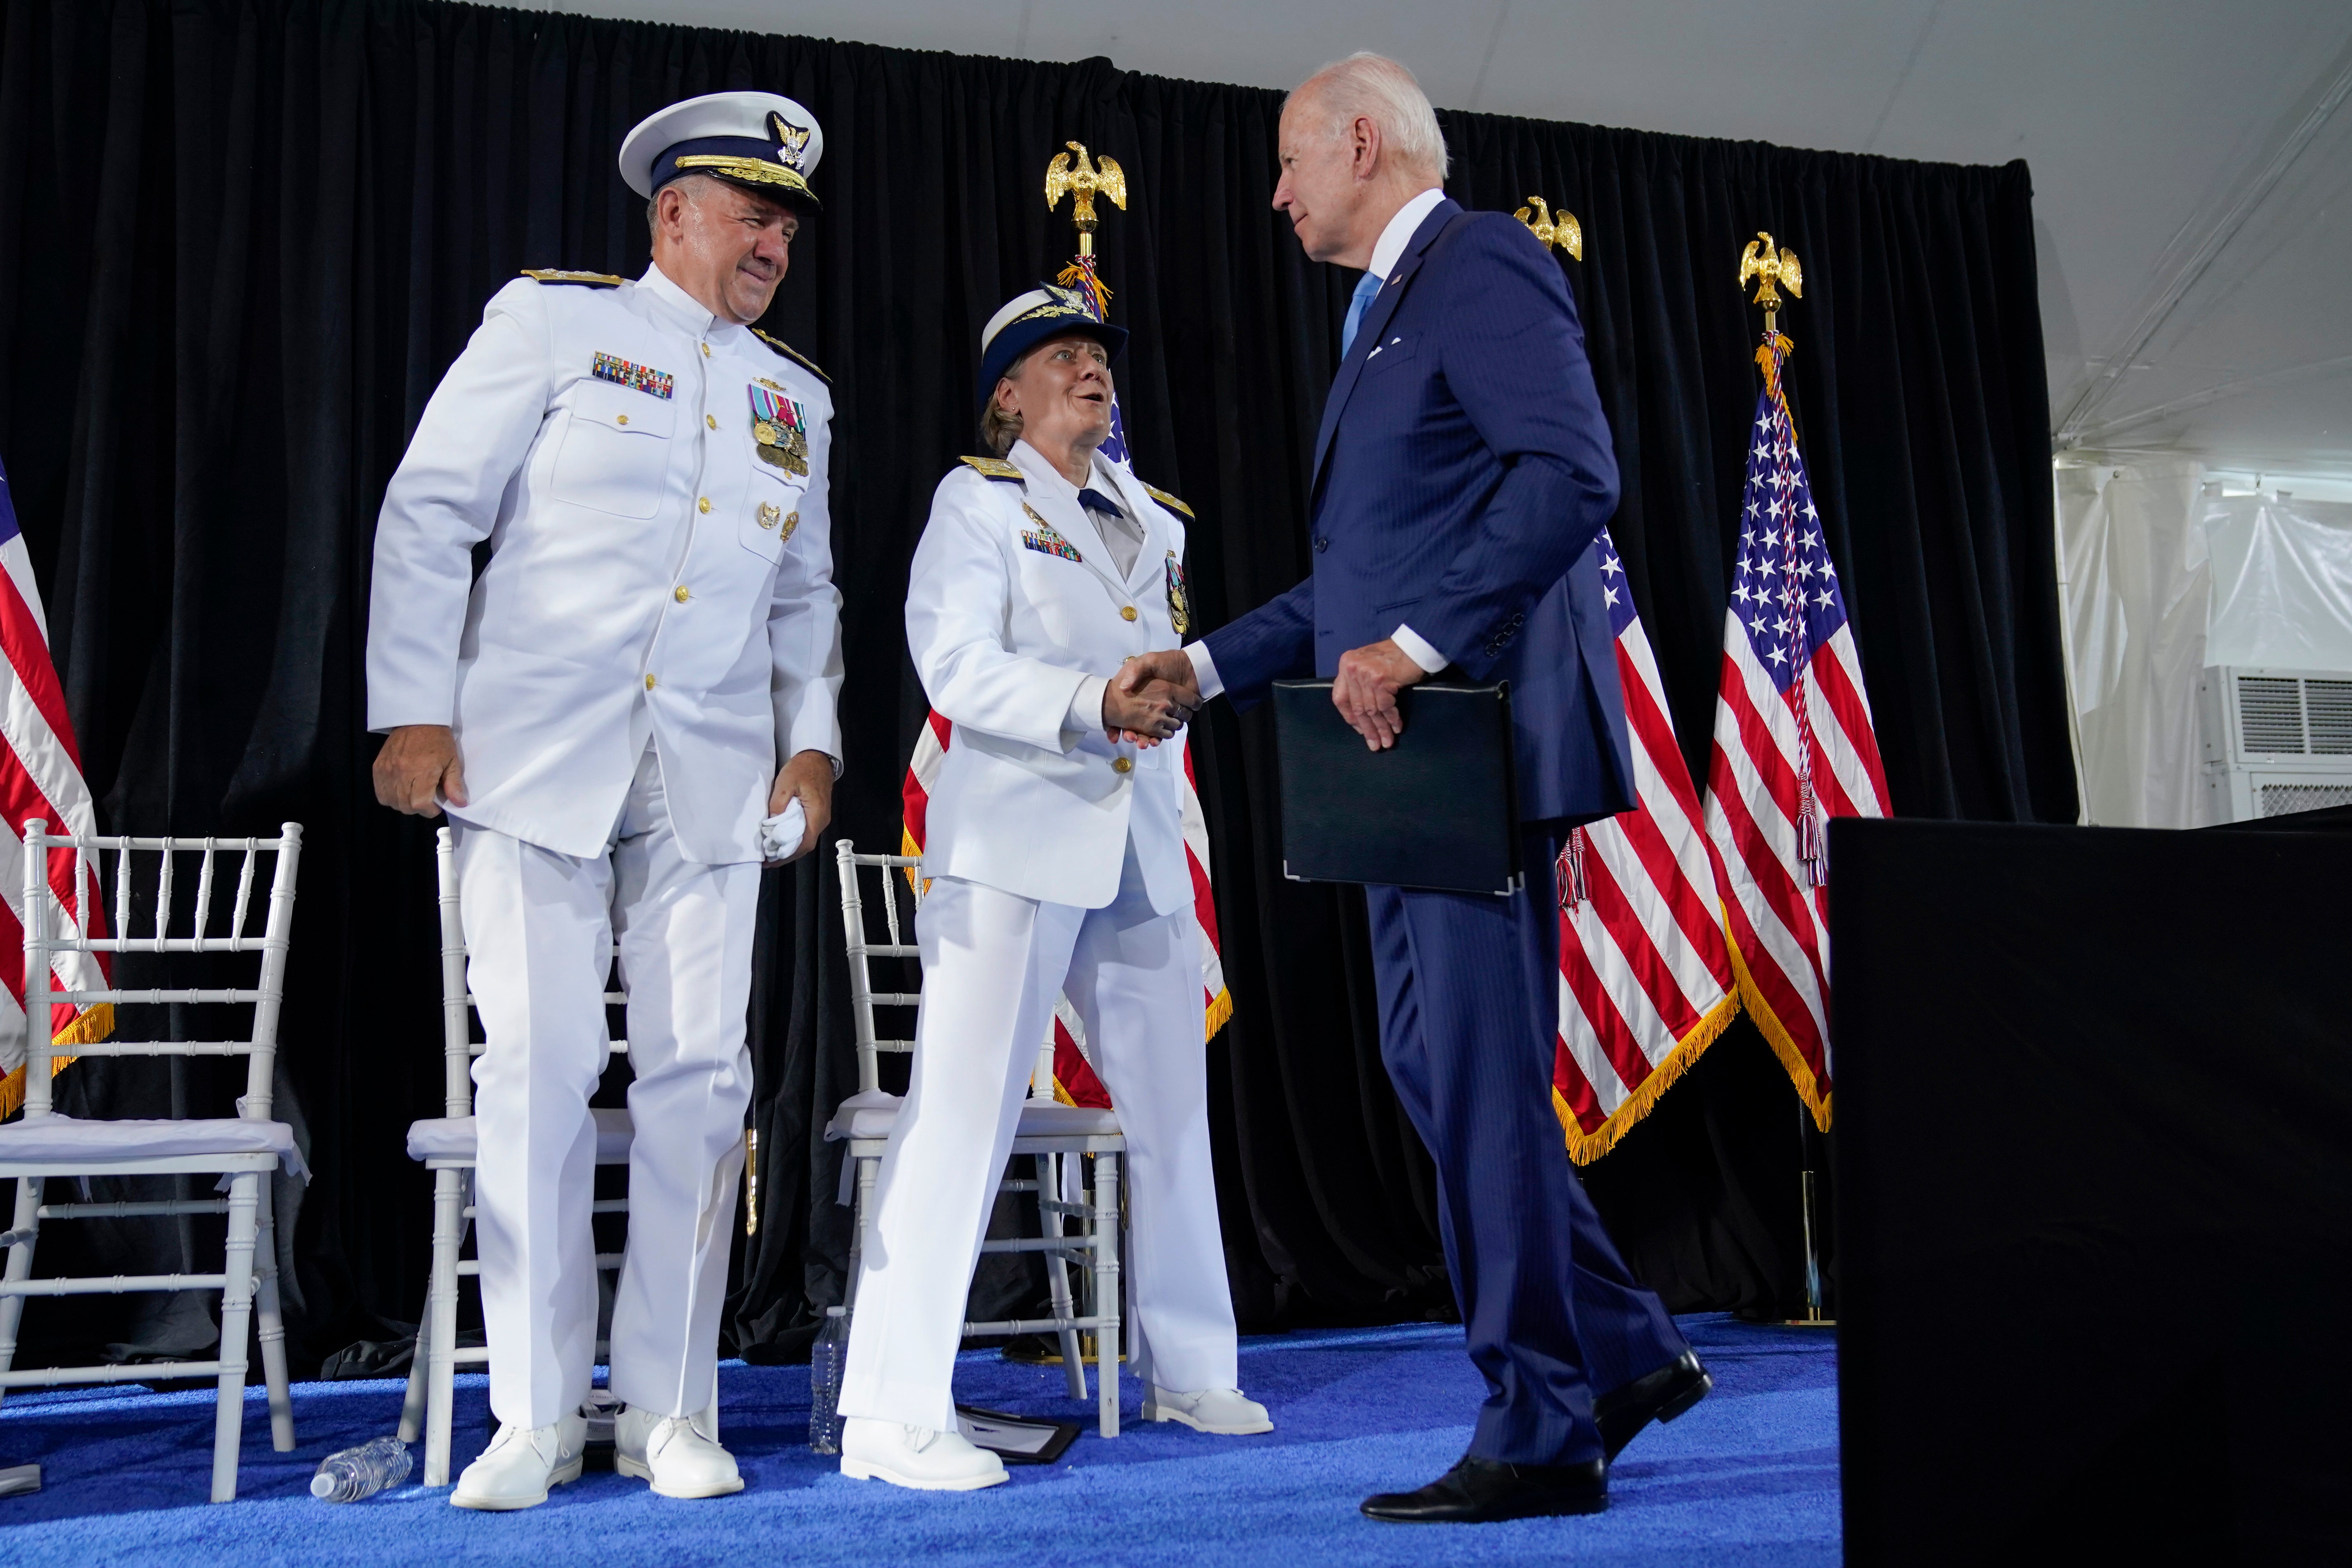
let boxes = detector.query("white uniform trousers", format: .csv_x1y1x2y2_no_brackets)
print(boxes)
838,843,1238,1431
452,744,759,1429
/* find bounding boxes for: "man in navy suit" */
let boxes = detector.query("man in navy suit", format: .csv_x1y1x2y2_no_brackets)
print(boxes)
1121,53,1710,1523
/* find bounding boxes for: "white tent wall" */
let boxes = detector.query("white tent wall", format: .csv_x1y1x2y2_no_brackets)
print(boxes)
2057,455,2352,827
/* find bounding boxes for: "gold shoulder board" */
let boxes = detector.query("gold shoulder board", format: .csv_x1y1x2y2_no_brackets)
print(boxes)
753,329,831,384
520,268,626,287
958,455,1024,481
1143,483,1195,519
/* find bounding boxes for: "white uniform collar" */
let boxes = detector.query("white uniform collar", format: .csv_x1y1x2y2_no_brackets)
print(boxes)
638,262,743,341
1366,186,1448,285
1007,438,1121,507
1008,440,1151,586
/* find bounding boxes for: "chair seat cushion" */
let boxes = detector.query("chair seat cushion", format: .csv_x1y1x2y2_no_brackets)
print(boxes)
0,1114,305,1177
1015,1101,1123,1138
407,1107,634,1165
823,1090,1119,1142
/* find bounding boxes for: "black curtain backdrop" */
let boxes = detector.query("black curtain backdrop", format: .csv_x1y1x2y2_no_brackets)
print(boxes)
0,0,2074,1370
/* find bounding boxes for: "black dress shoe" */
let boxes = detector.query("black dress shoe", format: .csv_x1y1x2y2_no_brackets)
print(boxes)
1360,1456,1608,1523
1594,1348,1713,1460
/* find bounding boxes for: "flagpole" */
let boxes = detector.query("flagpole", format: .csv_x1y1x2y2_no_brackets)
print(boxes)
1786,1095,1834,1327
1737,232,1837,1328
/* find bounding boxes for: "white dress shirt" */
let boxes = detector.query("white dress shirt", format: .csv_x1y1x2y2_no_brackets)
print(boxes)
1186,185,1450,701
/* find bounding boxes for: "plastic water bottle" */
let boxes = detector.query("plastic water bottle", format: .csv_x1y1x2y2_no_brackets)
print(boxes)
310,1436,413,1502
809,1305,849,1454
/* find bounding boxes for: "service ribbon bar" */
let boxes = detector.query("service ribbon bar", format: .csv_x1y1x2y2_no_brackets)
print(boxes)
591,351,675,399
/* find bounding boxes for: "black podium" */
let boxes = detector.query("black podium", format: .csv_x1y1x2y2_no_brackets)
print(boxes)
1832,818,2352,1564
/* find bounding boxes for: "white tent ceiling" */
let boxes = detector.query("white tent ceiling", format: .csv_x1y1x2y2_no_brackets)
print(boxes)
504,0,2352,478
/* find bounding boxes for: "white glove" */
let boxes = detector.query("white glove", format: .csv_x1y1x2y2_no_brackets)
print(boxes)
759,797,808,862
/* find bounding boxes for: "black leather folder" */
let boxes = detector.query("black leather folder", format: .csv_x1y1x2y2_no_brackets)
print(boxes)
1272,679,1521,895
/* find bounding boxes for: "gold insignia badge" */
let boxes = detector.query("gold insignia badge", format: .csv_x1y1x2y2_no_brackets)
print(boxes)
782,510,800,541
758,501,782,529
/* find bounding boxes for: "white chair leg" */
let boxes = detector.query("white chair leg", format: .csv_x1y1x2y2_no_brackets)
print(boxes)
0,1177,42,1410
423,1167,467,1487
1092,1153,1122,1439
848,1154,878,1311
211,1172,261,1503
396,1328,429,1443
1038,1154,1085,1399
254,1182,295,1451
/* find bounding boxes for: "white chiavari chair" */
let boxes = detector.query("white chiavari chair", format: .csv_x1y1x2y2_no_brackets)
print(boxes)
828,841,1125,1436
0,819,304,1502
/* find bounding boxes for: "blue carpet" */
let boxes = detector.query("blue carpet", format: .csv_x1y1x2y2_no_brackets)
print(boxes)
0,1314,1838,1566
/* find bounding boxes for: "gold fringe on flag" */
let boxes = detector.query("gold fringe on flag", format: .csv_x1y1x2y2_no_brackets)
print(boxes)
1555,989,1742,1165
1203,984,1232,1042
0,1002,116,1121
1723,922,1832,1132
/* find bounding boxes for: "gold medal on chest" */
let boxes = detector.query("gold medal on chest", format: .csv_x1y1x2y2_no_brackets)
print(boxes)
1165,550,1192,636
748,385,811,477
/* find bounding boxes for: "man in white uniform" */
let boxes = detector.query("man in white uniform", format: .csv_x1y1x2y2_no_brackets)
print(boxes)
367,91,844,1509
835,284,1270,1492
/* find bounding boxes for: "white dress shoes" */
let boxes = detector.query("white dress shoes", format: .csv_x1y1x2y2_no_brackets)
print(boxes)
615,1405,744,1498
450,1410,589,1510
1143,1386,1274,1434
840,1416,1009,1491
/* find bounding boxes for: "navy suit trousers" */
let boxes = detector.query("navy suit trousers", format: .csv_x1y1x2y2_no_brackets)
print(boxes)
1366,830,1687,1465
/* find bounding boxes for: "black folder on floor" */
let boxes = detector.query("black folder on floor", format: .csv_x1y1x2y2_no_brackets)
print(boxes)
1272,679,1521,895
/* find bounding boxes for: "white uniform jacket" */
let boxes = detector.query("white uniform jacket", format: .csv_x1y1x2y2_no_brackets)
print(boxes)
366,264,843,864
907,440,1196,914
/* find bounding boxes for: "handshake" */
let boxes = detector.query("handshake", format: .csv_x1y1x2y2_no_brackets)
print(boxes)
1103,637,1433,753
1103,650,1201,747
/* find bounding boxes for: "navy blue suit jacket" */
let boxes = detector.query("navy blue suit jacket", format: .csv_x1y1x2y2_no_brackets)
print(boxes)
1202,199,1636,826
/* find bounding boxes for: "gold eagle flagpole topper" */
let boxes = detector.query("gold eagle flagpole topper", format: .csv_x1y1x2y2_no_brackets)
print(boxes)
1739,231,1802,388
1514,196,1582,260
1046,140,1128,320
1045,141,1127,259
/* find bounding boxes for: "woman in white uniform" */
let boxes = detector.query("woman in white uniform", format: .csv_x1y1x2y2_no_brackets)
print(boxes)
836,283,1272,1490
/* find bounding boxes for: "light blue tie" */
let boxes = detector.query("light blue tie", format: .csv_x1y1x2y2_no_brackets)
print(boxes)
1341,271,1382,356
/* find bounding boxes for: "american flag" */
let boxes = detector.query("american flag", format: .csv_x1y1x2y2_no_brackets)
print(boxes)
1552,527,1743,1161
0,453,112,1116
900,713,1231,1108
1700,333,1891,1127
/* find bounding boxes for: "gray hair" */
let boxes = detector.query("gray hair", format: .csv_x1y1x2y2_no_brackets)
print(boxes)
644,172,732,241
1292,52,1450,181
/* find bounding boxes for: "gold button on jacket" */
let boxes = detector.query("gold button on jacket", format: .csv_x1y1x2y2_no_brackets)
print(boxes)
697,496,711,513
1120,605,1138,622
1112,756,1133,774
673,585,690,603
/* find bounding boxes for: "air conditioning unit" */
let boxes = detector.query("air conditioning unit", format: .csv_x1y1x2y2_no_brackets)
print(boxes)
2199,666,2352,822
